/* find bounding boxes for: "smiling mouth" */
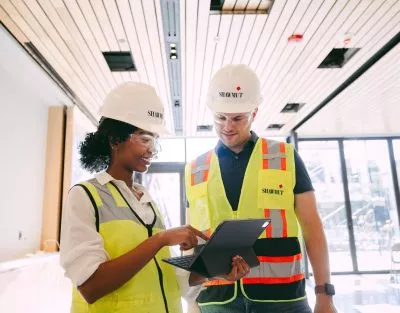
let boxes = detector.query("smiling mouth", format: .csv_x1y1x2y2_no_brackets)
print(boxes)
223,133,236,138
140,157,151,165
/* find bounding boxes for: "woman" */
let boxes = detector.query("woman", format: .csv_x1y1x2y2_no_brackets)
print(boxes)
60,82,248,313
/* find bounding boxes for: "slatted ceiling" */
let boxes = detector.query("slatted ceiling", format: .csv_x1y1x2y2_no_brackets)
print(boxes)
37,0,112,93
142,0,174,129
297,43,400,137
210,14,232,75
189,0,211,135
256,0,310,96
288,24,400,135
19,0,105,105
234,0,250,11
102,1,128,50
240,14,267,64
90,0,119,51
223,0,236,11
1,0,99,113
284,1,400,131
184,0,198,135
255,0,360,131
198,14,221,125
179,0,187,134
255,0,299,78
231,15,255,64
77,0,109,52
275,0,360,102
221,14,245,67
258,0,273,12
248,0,286,70
2,1,399,137
1,0,174,129
117,1,148,84
0,7,27,42
115,0,146,84
246,0,262,11
231,14,255,66
58,1,122,88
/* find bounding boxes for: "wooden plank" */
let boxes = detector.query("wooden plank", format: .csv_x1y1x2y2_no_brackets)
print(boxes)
40,107,65,252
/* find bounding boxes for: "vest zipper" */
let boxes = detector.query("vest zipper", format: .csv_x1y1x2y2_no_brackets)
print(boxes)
147,226,169,313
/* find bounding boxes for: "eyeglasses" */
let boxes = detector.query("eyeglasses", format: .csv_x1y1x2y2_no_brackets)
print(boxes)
130,133,161,157
213,112,253,127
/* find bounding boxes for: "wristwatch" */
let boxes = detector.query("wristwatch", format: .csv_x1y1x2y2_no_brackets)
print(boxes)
314,283,335,296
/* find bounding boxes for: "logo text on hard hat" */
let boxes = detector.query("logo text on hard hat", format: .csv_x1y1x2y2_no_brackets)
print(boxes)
219,92,244,98
148,110,164,119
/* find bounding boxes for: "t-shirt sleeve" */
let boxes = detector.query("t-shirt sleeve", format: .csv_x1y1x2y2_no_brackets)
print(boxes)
293,149,314,194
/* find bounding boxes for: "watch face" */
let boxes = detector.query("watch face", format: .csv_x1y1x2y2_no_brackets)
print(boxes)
325,284,335,295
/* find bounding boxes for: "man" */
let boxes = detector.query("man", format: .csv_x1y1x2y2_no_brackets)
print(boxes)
185,64,337,313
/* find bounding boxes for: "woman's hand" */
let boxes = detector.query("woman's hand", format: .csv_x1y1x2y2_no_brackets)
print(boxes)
158,225,209,250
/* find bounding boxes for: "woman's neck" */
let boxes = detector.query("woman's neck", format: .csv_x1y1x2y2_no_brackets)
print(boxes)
106,166,134,189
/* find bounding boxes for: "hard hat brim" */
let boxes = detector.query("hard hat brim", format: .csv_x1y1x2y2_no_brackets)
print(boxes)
131,119,171,136
208,100,259,114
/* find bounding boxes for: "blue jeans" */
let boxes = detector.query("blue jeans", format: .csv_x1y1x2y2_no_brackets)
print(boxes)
199,295,312,313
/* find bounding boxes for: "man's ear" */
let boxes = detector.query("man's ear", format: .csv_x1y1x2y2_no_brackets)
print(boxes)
251,108,258,120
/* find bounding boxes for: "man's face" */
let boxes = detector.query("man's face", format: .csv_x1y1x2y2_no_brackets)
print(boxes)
214,109,257,150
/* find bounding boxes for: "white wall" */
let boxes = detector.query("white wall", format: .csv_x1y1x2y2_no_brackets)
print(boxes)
0,25,72,261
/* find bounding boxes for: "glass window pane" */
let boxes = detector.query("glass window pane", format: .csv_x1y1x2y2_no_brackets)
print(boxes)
154,138,185,162
142,172,182,256
344,140,400,271
299,141,353,272
185,137,218,161
394,140,400,186
142,172,182,229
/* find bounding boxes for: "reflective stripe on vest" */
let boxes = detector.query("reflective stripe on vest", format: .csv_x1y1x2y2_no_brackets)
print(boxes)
264,208,288,238
191,151,212,186
203,254,303,286
262,139,287,170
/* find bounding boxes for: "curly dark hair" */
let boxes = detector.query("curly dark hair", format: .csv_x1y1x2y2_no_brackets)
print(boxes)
79,118,138,173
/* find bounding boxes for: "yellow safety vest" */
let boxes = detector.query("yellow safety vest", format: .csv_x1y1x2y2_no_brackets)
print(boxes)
70,179,182,313
185,138,306,305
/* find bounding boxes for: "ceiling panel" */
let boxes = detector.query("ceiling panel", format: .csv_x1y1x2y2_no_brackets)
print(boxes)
297,42,400,137
182,0,400,137
1,0,399,138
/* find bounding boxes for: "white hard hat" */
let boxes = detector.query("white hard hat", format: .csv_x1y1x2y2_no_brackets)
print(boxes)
100,82,169,135
206,64,262,113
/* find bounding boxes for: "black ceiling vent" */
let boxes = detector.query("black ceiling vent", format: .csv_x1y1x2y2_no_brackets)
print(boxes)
102,52,136,71
266,124,284,130
210,0,224,10
318,48,360,68
281,102,305,113
197,125,213,132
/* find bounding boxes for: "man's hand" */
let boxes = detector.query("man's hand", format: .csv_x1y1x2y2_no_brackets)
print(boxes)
222,256,250,281
314,295,337,313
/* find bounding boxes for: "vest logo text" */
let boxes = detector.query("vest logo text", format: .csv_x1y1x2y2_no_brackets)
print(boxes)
262,188,284,195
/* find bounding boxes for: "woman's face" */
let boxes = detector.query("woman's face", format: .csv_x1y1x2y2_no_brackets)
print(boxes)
112,129,159,173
